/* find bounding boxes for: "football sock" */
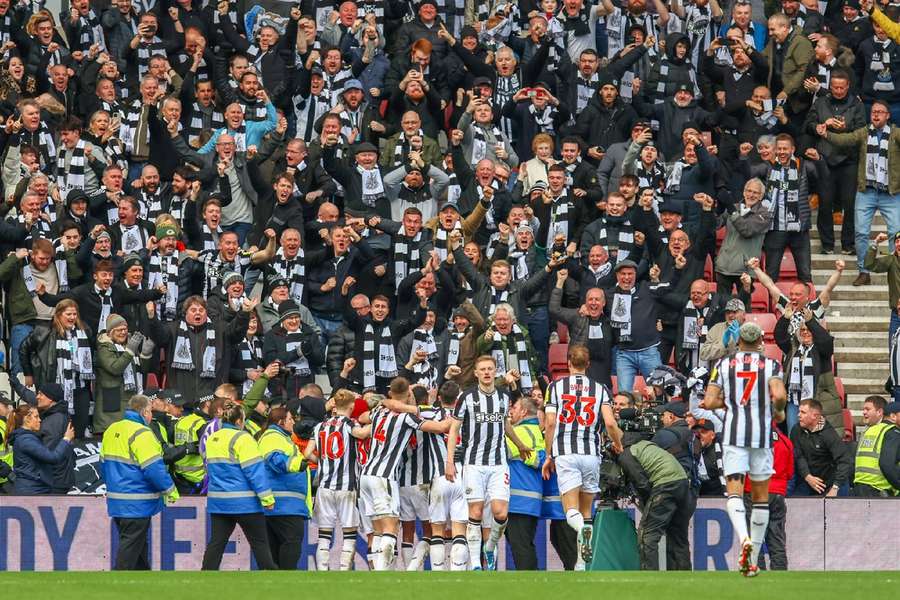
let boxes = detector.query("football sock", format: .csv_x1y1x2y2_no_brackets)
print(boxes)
466,519,482,568
429,536,446,571
451,536,469,571
379,534,397,571
340,529,357,571
726,495,750,543
316,529,333,571
566,509,585,535
750,503,770,568
401,542,413,569
485,516,507,553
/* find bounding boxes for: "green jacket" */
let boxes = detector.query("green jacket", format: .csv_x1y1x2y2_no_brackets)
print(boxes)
0,251,82,325
763,27,814,113
94,335,151,433
864,245,900,309
628,440,688,488
475,325,540,392
826,126,900,194
379,133,443,170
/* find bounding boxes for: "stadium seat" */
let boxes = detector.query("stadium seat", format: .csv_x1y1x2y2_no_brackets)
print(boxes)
842,409,855,442
744,312,777,342
548,343,569,379
778,249,797,281
715,226,726,251
146,373,159,389
704,255,714,281
557,322,569,344
751,285,770,312
379,99,388,118
610,375,646,396
707,282,717,294
763,343,782,362
834,377,845,407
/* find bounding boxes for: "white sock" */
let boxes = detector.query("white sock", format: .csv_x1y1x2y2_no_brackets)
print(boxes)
401,542,413,569
485,517,507,553
380,534,397,570
316,531,332,571
726,495,749,543
370,535,383,571
340,530,356,571
565,509,585,534
429,537,445,571
407,538,429,571
451,536,469,571
466,520,482,568
750,503,770,568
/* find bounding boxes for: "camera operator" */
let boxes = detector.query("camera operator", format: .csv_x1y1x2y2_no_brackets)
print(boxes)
694,419,726,497
613,434,693,571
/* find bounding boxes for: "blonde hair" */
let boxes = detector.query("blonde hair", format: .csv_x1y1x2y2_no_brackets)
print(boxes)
52,299,86,337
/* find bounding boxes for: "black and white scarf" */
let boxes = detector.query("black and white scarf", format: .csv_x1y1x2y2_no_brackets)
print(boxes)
682,298,710,371
788,345,815,404
635,159,665,191
488,286,509,315
765,158,802,231
119,222,147,255
409,327,439,387
17,213,52,245
357,166,385,207
187,102,224,147
471,122,504,164
815,57,836,95
294,92,329,143
94,285,114,333
575,72,599,114
866,125,891,189
138,188,162,222
391,129,424,167
432,222,460,262
323,67,354,106
272,247,306,303
21,122,56,170
171,319,217,378
200,250,251,299
284,329,312,377
507,245,530,280
198,223,221,252
489,324,534,391
55,327,94,407
528,104,557,135
240,100,268,123
362,321,397,388
136,37,167,79
547,193,574,249
236,335,263,396
444,0,466,36
147,250,179,321
166,193,187,226
594,218,635,263
869,38,896,92
77,9,106,52
494,71,520,141
610,287,635,341
113,342,143,393
446,328,466,367
393,231,422,290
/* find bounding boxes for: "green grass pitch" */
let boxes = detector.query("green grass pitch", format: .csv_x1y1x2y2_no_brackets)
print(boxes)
2,571,898,599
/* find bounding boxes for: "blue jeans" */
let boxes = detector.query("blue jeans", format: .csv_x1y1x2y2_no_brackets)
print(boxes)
9,323,34,376
855,189,900,272
223,222,252,247
312,314,342,351
523,306,549,375
615,345,662,392
785,402,799,438
890,311,900,352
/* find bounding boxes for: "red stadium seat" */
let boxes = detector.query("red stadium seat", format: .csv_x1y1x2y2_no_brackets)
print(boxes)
763,343,782,363
707,282,717,294
557,322,569,344
549,343,569,379
751,284,770,312
778,249,797,281
744,312,777,342
704,255,714,281
611,375,646,395
715,227,726,251
146,373,159,389
834,376,846,408
842,409,855,442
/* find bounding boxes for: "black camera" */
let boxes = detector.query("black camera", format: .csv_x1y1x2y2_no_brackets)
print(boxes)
617,407,662,436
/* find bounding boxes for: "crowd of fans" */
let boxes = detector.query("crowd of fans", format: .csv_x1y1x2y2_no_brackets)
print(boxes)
0,0,900,572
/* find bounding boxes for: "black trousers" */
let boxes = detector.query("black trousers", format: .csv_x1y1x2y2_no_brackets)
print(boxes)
637,480,694,571
265,515,306,570
73,388,92,439
763,230,812,283
548,519,578,570
505,513,538,570
743,493,788,570
658,326,677,366
852,483,895,498
818,161,858,250
202,513,278,570
113,517,151,571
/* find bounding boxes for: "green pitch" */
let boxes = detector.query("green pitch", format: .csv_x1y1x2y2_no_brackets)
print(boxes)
1,571,898,599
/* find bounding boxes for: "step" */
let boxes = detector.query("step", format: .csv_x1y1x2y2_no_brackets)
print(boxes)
826,316,890,332
834,347,890,363
848,393,891,410
829,284,890,301
809,222,887,240
838,377,890,395
833,332,891,348
835,362,891,379
826,301,891,318
810,269,887,285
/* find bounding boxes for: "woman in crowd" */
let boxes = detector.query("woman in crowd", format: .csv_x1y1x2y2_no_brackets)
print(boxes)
5,404,74,495
94,314,155,435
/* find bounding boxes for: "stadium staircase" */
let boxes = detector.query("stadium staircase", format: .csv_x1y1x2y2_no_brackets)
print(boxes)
810,211,890,435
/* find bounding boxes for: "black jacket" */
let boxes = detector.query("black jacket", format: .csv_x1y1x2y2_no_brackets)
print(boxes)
790,418,852,490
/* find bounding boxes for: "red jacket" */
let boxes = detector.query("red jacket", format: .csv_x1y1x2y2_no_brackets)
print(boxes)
745,426,795,496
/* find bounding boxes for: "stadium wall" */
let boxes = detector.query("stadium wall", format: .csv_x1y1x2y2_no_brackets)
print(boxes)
0,497,895,571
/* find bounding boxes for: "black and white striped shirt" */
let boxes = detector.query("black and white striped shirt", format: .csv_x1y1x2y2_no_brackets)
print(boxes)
362,407,422,480
313,416,359,492
711,351,782,449
453,387,510,466
398,419,430,486
544,374,609,457
421,406,452,477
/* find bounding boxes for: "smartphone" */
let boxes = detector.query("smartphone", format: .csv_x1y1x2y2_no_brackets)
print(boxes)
627,35,638,45
527,89,537,98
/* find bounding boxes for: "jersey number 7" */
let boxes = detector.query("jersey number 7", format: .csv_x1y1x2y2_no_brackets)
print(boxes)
736,370,758,406
559,394,597,426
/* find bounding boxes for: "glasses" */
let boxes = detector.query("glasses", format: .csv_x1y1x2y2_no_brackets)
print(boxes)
216,141,236,147
872,109,890,115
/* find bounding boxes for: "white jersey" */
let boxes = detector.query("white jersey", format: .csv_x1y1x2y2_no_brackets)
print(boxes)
362,407,421,480
544,374,610,457
711,351,783,449
312,416,358,492
452,387,510,467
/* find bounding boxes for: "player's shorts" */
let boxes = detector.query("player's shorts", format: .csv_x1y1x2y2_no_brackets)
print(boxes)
722,445,775,482
462,464,510,503
429,471,468,524
357,495,373,535
555,454,601,495
359,475,400,518
314,488,359,529
399,484,430,521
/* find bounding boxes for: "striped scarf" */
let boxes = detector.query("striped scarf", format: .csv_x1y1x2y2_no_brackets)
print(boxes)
147,250,179,321
187,102,224,147
172,319,217,378
527,104,557,135
77,9,106,52
236,335,263,396
55,327,94,407
135,37,166,79
393,231,422,289
21,122,56,171
471,122,504,164
765,158,802,231
391,129,423,167
489,324,533,391
409,327,438,387
362,321,397,388
284,329,312,376
432,221,460,261
113,342,144,393
271,247,306,303
55,140,86,198
138,188,163,221
866,125,891,189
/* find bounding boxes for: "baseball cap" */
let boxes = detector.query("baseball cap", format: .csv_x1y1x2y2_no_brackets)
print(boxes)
615,259,638,272
658,201,682,215
342,79,364,92
692,418,715,431
440,201,461,213
654,402,687,418
156,225,178,239
739,321,764,343
161,389,188,407
675,82,694,94
472,76,492,88
725,298,746,312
